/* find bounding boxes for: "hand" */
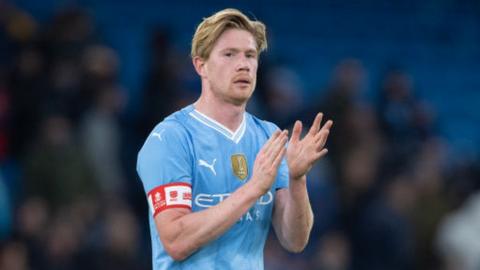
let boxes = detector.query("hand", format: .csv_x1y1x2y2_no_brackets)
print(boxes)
287,113,333,180
251,130,288,195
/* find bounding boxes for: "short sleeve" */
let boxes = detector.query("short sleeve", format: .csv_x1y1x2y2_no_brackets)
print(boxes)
275,158,289,190
263,121,289,190
136,121,193,194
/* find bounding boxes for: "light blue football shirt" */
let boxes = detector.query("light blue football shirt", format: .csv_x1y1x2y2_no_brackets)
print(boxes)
137,104,289,270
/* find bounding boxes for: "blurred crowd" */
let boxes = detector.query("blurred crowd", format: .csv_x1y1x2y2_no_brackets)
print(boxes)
1,5,479,270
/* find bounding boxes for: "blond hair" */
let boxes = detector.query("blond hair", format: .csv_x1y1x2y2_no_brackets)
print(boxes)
191,8,267,60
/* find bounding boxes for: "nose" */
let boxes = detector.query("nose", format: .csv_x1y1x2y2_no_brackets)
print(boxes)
236,55,250,72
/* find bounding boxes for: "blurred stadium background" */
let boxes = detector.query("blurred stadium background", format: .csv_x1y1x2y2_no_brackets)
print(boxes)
1,1,480,269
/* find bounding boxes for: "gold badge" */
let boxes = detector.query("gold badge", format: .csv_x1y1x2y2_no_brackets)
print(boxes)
231,154,248,181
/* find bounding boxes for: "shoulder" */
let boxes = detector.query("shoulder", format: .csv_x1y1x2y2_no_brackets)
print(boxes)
249,113,281,135
149,117,188,142
137,117,193,171
137,113,193,161
143,106,194,146
152,118,189,140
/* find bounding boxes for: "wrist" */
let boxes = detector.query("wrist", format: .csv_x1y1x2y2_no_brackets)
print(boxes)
246,177,269,198
288,175,307,194
289,174,307,183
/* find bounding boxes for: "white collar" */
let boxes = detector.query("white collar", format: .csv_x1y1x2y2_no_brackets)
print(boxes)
189,109,246,144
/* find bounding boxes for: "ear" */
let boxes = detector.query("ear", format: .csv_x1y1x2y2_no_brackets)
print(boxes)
192,56,207,78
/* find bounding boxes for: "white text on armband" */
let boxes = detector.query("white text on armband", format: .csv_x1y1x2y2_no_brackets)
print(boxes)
194,191,273,208
147,182,192,217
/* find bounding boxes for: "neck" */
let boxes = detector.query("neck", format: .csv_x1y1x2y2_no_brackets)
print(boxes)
194,93,246,133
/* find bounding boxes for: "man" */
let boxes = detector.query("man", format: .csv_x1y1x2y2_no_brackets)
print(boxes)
137,8,333,269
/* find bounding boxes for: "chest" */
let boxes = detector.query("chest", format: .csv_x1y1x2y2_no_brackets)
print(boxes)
190,132,260,194
188,127,274,206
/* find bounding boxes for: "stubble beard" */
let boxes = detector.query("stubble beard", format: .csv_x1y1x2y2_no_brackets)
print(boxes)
210,83,253,107
227,84,254,106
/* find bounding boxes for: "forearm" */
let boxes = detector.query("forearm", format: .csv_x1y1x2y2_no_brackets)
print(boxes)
157,180,263,260
274,176,314,252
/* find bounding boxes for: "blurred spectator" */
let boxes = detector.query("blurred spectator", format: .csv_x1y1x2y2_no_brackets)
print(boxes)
262,66,304,128
304,157,340,251
42,212,84,270
0,240,29,270
45,57,84,124
93,204,145,270
444,160,480,210
310,231,350,270
338,104,384,209
2,4,37,45
265,234,303,270
16,197,49,237
9,46,47,158
44,8,95,61
82,44,119,96
15,197,49,259
80,84,126,197
319,59,366,164
351,175,416,270
40,9,97,126
314,60,371,230
410,138,450,269
23,113,98,210
139,28,193,137
436,192,480,270
377,68,435,170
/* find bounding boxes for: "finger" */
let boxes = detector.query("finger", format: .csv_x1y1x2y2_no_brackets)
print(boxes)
266,130,287,160
289,120,302,144
315,129,330,145
267,130,288,159
316,141,326,152
316,120,333,148
314,148,328,160
308,113,323,136
262,130,280,155
263,130,284,157
320,120,333,132
272,145,286,170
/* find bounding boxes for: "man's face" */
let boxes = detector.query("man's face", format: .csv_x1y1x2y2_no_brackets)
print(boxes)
202,28,258,106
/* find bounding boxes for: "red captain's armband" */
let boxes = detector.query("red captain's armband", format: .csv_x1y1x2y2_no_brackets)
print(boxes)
147,182,192,217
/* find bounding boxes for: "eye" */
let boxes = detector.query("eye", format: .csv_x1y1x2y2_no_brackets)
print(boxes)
246,53,256,59
224,52,233,57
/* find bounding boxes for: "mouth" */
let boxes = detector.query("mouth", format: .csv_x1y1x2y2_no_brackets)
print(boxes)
233,78,252,85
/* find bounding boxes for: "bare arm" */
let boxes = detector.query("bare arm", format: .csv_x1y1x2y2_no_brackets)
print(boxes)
273,113,333,252
155,130,288,261
272,177,313,252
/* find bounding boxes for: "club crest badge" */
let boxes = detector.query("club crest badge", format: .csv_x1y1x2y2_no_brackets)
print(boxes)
231,154,248,181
